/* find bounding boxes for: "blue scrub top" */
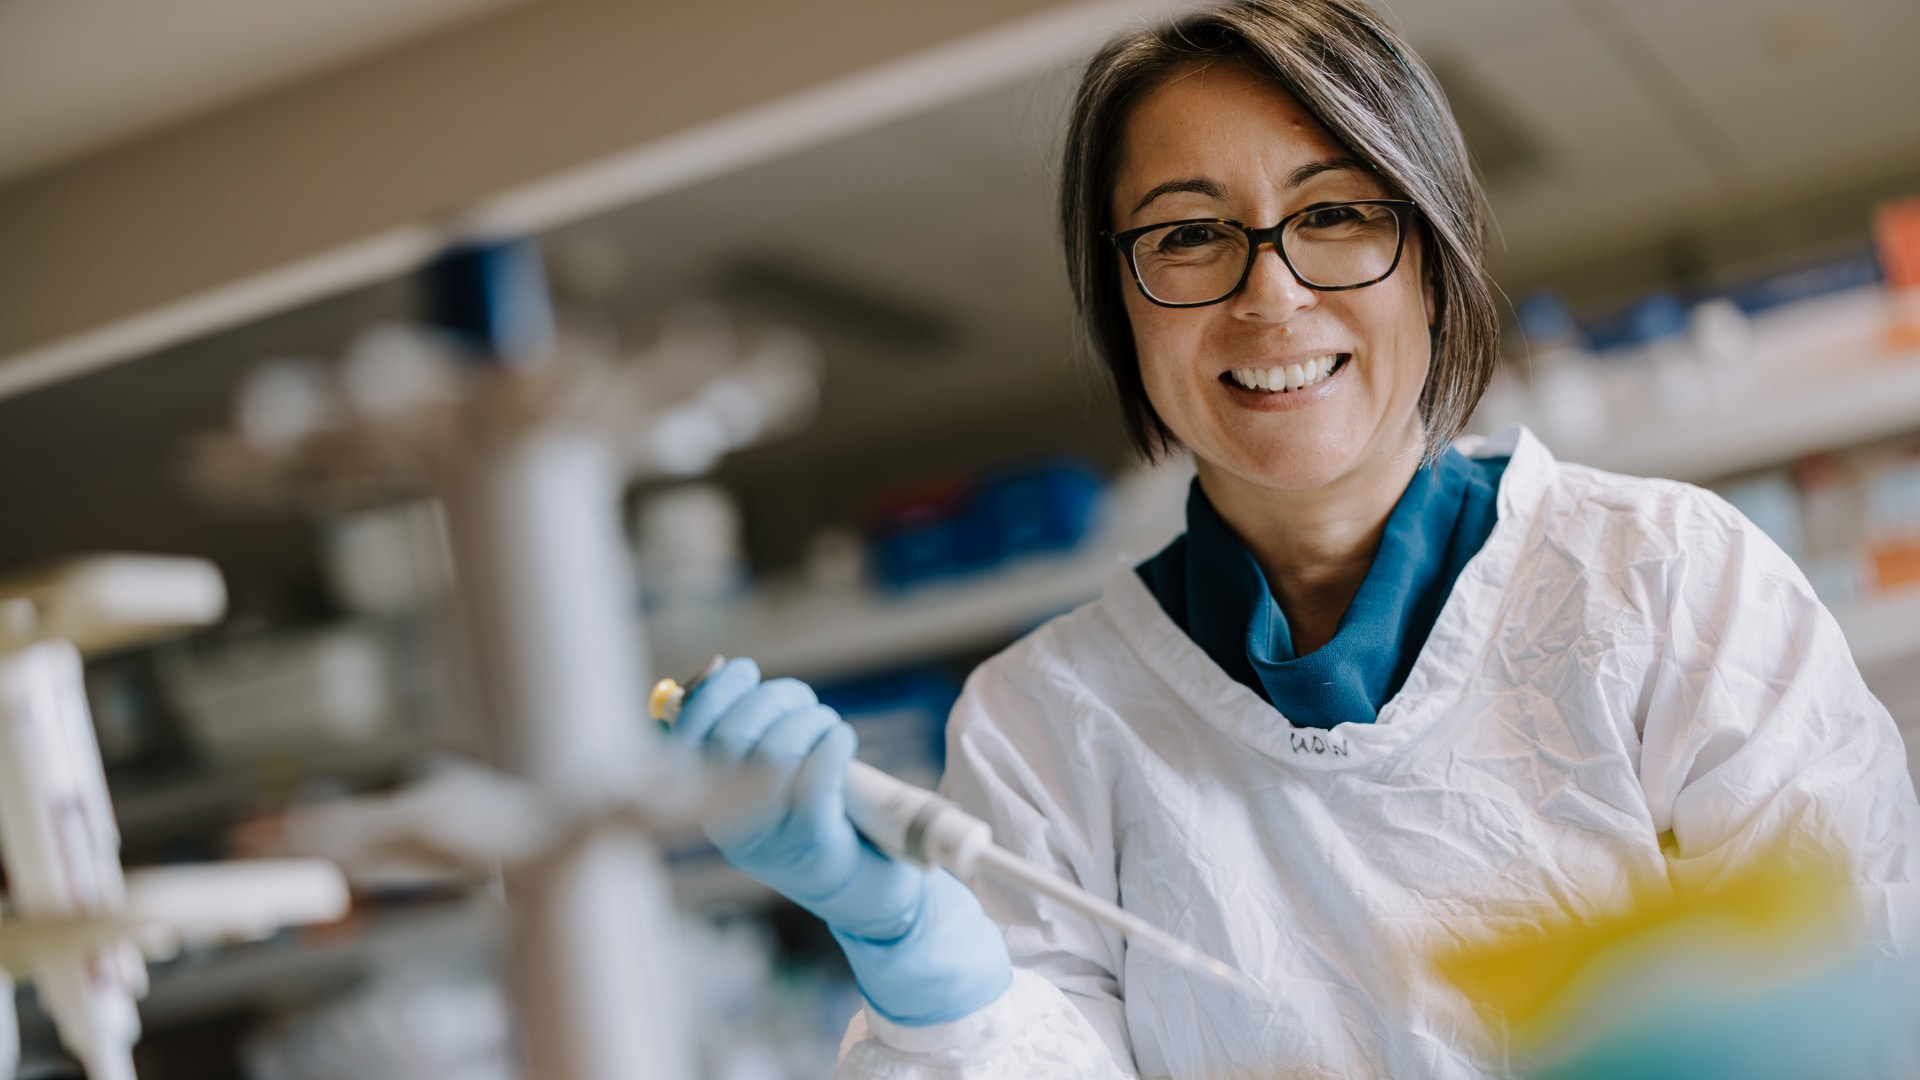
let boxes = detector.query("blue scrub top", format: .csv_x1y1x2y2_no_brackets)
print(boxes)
1136,448,1508,730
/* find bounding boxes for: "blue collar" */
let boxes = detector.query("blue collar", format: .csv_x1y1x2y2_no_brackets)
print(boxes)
1136,448,1507,729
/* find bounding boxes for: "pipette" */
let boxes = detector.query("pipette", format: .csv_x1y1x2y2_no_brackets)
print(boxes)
649,659,1266,1003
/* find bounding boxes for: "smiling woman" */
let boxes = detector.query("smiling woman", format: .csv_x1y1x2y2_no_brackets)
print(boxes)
667,2,1920,1077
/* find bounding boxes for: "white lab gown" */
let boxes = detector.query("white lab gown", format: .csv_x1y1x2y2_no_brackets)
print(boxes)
835,425,1920,1079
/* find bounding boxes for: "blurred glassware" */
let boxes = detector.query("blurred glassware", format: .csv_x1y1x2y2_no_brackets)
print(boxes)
633,483,749,662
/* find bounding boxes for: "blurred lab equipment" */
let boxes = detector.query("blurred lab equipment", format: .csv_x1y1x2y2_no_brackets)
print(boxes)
634,482,749,662
1495,236,1916,470
158,624,402,771
1707,435,1920,611
244,968,513,1080
650,660,1267,1004
193,235,823,1080
1862,442,1920,591
319,498,454,619
0,557,350,1080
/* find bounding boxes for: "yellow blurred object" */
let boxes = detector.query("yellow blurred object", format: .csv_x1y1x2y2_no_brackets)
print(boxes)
648,677,684,723
1432,841,1858,1064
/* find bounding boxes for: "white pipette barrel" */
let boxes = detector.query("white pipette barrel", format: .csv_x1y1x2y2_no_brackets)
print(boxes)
649,662,1266,1003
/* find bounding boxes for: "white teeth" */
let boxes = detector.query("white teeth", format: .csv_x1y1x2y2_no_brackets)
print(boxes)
1227,355,1343,393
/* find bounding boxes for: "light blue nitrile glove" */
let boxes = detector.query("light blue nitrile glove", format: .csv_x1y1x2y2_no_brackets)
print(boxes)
668,658,1013,1026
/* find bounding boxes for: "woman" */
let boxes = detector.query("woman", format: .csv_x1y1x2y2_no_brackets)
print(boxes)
669,2,1920,1076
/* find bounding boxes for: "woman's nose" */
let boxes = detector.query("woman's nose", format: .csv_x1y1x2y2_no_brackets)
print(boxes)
1227,242,1316,322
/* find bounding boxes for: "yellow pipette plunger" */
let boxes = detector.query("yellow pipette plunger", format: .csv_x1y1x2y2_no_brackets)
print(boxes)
650,658,1266,1003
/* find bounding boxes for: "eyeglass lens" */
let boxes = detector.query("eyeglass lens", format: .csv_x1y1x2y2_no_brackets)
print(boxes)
1130,203,1402,305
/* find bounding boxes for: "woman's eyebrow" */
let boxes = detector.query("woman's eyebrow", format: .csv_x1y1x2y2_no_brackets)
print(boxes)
1130,177,1226,215
1286,155,1371,189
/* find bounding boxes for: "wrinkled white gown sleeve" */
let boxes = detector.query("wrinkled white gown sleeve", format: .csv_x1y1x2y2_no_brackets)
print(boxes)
1638,488,1920,954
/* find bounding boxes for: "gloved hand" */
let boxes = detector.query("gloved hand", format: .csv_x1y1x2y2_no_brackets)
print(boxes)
669,657,1012,1026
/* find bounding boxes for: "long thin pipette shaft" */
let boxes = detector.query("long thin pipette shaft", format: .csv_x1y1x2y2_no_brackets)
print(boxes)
970,844,1266,1002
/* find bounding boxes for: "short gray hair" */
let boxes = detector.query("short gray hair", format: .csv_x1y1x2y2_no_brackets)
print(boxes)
1059,0,1499,462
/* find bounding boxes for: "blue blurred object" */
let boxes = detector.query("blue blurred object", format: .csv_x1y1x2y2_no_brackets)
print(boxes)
1575,248,1885,354
1585,293,1690,353
420,238,556,366
1720,249,1883,315
869,478,970,589
869,458,1106,590
1516,290,1586,347
1532,953,1920,1080
816,668,961,788
972,457,1105,562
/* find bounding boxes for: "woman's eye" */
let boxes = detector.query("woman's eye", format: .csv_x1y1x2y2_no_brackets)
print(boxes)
1300,205,1364,229
1163,224,1220,249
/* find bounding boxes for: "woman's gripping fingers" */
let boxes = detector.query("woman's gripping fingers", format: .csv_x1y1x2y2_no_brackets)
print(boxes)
705,678,819,766
721,704,846,836
793,721,858,835
749,703,844,771
667,657,761,747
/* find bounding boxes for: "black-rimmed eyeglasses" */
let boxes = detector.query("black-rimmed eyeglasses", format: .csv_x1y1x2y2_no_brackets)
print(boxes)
1107,199,1418,308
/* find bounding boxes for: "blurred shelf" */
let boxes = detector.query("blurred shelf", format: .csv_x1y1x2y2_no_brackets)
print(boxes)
112,733,428,849
1553,348,1920,483
648,546,1135,683
140,897,497,1032
1530,289,1920,483
1836,588,1920,674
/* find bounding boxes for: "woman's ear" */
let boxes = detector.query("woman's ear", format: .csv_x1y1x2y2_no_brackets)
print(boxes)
1421,230,1439,330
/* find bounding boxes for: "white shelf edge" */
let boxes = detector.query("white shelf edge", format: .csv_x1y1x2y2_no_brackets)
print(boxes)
140,897,497,1030
1551,350,1920,484
648,546,1137,682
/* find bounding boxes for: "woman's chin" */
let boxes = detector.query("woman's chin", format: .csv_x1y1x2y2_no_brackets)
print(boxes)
1211,441,1361,494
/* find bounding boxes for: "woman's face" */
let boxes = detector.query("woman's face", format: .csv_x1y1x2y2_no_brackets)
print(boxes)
1112,63,1434,495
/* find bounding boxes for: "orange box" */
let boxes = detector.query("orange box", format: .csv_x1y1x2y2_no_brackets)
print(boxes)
1869,541,1920,591
1877,196,1920,350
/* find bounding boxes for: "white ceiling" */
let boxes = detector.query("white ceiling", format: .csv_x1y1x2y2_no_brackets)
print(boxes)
1397,0,1920,270
0,0,529,184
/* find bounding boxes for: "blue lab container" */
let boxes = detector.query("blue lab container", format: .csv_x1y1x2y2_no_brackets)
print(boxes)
967,458,1105,565
420,237,556,365
868,458,1106,591
869,481,971,589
